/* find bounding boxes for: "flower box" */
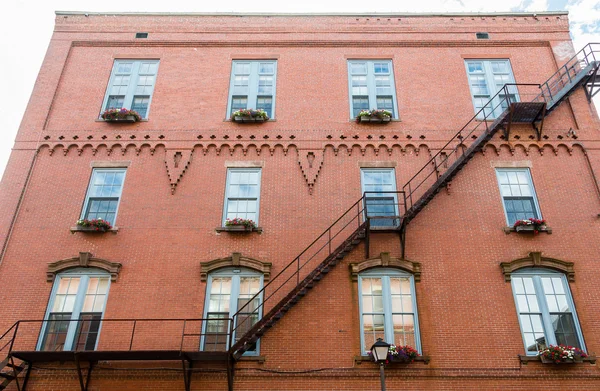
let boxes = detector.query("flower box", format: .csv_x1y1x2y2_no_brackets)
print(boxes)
100,108,141,123
356,109,392,124
515,225,549,233
73,218,112,233
357,116,391,123
231,109,269,123
539,345,588,364
233,116,267,123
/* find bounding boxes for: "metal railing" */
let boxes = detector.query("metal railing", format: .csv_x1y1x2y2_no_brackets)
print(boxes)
230,192,405,351
535,43,600,106
0,317,233,356
402,83,537,215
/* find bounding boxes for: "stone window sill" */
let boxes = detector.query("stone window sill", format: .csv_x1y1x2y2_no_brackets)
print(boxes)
70,226,119,234
503,226,552,234
354,355,430,365
518,354,596,365
215,226,263,233
95,119,148,123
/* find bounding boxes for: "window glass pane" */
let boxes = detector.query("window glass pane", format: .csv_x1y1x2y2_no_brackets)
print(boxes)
258,63,274,74
393,314,415,347
376,96,394,117
351,76,368,95
231,96,248,113
256,96,272,117
42,313,72,352
234,63,250,74
106,96,125,110
351,62,367,74
352,96,369,117
132,96,150,118
362,314,385,353
374,63,390,74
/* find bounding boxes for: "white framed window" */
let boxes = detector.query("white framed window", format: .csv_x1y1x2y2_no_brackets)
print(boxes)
227,61,277,118
202,268,263,355
358,269,421,354
81,168,127,226
222,168,262,226
347,60,398,119
495,168,541,225
38,269,111,351
101,60,159,119
360,168,399,228
464,59,518,119
511,269,586,356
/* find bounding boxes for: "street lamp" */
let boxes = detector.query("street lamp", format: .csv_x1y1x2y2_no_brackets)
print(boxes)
370,338,390,391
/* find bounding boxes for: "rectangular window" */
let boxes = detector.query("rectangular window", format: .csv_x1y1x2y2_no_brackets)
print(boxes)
203,270,263,354
39,274,110,352
223,168,262,226
348,60,398,119
512,271,586,355
360,168,399,228
101,60,159,119
81,168,127,225
227,61,277,118
495,168,541,225
359,272,420,354
465,59,518,119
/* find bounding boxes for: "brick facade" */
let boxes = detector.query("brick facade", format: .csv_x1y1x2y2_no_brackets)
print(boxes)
0,11,599,390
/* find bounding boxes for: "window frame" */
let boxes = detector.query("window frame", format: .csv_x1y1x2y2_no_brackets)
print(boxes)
37,268,112,352
201,267,264,356
358,268,421,355
100,59,160,120
226,60,278,119
464,59,519,119
511,268,587,356
360,168,400,228
80,168,127,226
222,168,262,226
495,168,542,226
347,60,399,120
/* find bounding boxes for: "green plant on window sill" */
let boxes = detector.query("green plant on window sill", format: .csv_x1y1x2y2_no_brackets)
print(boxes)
356,109,392,123
513,218,548,234
100,108,141,122
539,345,588,364
231,109,269,123
367,344,420,363
224,218,257,230
76,218,112,232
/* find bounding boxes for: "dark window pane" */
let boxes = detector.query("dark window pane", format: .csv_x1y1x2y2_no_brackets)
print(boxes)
132,95,150,118
74,313,102,351
352,96,369,117
106,96,125,110
256,96,272,117
204,313,229,352
365,197,397,227
41,313,72,351
551,313,582,349
231,96,248,114
85,198,119,224
504,197,537,225
376,96,394,117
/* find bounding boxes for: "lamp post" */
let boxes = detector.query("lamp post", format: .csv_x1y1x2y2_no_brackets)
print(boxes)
370,338,390,391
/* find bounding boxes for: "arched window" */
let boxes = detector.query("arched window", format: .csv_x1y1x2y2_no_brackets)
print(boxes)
511,268,586,355
38,268,111,352
358,268,421,354
202,267,263,355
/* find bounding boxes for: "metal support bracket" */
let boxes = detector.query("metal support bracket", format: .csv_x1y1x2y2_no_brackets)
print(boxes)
74,355,94,391
584,64,600,102
364,219,371,259
531,103,547,141
20,362,31,391
182,358,193,391
399,219,407,260
9,356,21,391
227,354,235,391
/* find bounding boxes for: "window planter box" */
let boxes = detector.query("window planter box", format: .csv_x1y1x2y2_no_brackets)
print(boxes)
519,355,596,365
232,116,267,123
504,225,552,234
354,355,430,365
215,226,263,233
103,115,138,123
357,116,391,124
70,226,118,234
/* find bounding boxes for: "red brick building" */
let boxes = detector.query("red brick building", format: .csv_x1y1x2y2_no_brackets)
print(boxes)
1,11,599,390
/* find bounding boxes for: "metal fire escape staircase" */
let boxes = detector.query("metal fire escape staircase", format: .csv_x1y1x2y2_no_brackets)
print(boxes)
0,44,598,391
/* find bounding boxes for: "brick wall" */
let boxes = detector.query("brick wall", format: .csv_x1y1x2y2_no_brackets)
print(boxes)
1,12,599,390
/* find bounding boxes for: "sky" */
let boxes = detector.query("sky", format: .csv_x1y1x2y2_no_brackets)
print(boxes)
0,0,599,180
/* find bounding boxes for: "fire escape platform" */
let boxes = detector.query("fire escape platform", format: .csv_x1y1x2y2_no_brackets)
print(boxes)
9,350,229,364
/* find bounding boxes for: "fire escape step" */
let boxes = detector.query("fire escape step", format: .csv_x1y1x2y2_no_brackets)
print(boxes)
0,373,15,380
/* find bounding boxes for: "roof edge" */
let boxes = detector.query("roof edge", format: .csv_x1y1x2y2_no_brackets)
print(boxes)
54,11,569,17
